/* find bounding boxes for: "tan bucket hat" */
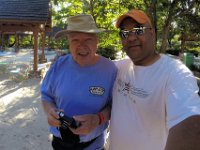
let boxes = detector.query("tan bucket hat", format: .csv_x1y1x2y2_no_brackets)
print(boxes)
55,14,104,39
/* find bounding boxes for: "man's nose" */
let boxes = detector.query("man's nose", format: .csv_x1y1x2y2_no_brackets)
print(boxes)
78,40,86,46
77,41,89,50
127,32,137,41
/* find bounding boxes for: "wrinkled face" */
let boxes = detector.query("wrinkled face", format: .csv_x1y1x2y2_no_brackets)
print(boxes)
68,32,98,66
120,18,155,66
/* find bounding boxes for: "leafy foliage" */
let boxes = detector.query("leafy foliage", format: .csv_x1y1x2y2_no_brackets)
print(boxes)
2,0,200,58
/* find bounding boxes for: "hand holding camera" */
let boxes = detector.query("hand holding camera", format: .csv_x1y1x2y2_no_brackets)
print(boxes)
57,111,79,129
57,111,80,143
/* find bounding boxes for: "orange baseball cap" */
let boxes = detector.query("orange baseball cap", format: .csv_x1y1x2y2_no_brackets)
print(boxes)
116,9,152,28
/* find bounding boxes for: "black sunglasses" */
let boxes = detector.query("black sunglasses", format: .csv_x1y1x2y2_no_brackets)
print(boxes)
119,26,152,39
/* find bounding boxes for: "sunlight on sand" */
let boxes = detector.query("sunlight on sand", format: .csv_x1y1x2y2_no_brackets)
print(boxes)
1,86,37,106
0,50,53,150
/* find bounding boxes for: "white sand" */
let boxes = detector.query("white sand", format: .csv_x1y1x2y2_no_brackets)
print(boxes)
0,49,54,150
0,73,53,150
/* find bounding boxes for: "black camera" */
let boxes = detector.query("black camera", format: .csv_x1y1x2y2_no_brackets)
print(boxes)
58,112,78,129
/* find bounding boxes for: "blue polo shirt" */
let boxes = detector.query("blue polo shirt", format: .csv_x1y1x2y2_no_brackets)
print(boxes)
41,54,117,149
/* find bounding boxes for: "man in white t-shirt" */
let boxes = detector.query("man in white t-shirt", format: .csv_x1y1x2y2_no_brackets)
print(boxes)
109,9,200,150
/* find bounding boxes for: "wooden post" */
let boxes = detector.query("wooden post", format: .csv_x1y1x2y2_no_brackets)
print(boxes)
41,31,46,63
48,35,51,50
0,33,2,50
1,33,4,50
15,33,19,52
33,27,39,77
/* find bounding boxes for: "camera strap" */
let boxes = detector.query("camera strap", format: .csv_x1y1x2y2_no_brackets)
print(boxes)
59,127,80,144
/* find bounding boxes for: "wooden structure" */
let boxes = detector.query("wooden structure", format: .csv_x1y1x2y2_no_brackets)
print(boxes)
179,34,200,53
0,0,52,76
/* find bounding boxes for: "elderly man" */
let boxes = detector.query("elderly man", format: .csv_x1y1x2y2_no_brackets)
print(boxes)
109,9,200,150
41,14,117,150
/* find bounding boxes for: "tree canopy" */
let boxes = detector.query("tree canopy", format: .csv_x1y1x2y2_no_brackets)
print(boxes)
50,0,200,57
3,0,198,59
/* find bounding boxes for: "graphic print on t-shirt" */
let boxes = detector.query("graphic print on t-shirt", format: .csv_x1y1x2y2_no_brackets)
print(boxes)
117,78,149,98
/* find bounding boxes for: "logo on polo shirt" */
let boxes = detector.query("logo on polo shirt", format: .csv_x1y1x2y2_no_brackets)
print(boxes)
89,86,105,96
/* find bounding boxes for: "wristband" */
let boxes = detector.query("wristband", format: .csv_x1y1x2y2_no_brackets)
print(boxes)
97,112,105,125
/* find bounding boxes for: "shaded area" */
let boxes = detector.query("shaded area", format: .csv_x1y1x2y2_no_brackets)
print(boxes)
0,74,52,150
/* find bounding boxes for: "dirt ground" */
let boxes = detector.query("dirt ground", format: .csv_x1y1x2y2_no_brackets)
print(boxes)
0,73,53,150
0,49,54,150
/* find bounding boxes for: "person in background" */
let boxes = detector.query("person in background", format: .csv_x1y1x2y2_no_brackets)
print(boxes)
109,9,200,150
41,14,117,150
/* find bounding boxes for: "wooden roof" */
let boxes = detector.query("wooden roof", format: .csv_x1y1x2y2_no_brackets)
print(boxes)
0,0,52,75
0,0,51,32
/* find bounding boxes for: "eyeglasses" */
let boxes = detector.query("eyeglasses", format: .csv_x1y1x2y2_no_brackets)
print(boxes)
119,26,152,39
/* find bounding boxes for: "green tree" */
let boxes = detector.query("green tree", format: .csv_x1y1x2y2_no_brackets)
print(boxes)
50,0,200,57
157,0,200,53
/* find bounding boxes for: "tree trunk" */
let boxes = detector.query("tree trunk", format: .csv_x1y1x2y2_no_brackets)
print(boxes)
0,33,2,50
159,22,171,53
159,5,175,53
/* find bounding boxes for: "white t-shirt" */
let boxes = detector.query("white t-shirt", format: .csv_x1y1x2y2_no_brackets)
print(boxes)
109,55,200,150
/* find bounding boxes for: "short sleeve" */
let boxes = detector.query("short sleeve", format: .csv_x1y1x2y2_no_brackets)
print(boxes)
40,64,56,103
166,64,200,129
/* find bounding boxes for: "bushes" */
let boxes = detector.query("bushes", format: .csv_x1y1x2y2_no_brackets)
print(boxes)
166,49,180,56
9,64,32,82
97,46,118,60
188,50,199,57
